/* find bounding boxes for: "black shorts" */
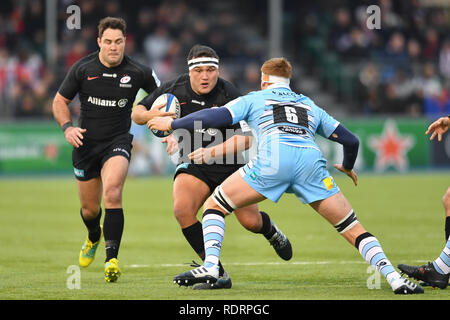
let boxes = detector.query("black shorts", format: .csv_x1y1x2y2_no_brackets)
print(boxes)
72,133,133,181
174,163,243,192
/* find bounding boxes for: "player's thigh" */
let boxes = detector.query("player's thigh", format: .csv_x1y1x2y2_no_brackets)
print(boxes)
206,170,266,213
172,173,211,223
101,155,129,204
77,177,102,217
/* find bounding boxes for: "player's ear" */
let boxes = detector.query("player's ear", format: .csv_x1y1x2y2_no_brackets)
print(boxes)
97,37,101,47
260,81,265,90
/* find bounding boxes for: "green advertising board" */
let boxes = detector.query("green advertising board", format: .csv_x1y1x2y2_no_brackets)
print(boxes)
0,118,438,175
316,118,430,172
0,122,73,174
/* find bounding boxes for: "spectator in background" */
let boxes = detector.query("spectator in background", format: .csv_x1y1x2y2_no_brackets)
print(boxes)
2,0,450,120
381,32,410,83
143,26,171,80
329,8,352,55
14,90,43,118
419,62,443,98
439,39,450,80
359,62,382,114
238,62,261,94
343,27,370,61
422,28,440,61
407,38,423,67
65,41,87,72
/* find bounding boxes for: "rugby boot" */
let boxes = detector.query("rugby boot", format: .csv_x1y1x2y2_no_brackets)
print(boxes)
105,258,121,283
174,265,219,287
79,227,102,267
398,262,449,289
391,277,424,294
193,271,232,290
268,222,292,261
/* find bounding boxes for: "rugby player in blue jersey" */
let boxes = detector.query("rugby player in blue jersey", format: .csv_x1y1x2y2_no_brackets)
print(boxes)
149,57,423,294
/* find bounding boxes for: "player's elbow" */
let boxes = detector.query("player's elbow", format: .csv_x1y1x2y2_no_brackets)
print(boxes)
52,93,69,114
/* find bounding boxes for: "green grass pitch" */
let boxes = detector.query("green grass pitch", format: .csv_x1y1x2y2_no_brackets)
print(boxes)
0,172,449,300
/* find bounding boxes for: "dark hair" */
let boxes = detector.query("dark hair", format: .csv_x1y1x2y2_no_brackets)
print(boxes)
98,17,126,38
187,45,219,61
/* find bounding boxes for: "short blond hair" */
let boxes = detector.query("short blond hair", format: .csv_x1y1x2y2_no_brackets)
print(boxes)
261,57,292,79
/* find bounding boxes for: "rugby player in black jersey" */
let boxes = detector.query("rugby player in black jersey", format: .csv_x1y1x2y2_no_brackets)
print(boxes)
52,17,171,282
132,45,292,289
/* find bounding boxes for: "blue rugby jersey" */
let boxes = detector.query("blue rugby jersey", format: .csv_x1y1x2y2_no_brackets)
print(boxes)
224,83,340,153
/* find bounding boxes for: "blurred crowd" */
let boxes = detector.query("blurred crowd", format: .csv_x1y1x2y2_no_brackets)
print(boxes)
1,0,450,120
289,0,450,117
0,0,267,120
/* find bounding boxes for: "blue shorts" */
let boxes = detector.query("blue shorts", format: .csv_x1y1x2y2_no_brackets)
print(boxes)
239,144,340,203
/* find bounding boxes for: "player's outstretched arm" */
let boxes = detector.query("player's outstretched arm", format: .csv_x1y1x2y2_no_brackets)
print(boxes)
131,103,175,125
188,135,252,164
425,116,450,141
148,107,233,132
52,92,86,148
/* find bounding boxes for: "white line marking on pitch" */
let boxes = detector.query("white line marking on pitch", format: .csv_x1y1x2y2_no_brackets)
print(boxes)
125,260,428,268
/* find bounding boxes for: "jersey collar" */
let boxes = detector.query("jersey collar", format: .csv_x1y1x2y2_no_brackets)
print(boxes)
266,83,291,90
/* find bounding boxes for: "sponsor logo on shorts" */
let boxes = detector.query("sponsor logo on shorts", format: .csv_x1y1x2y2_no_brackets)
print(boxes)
74,167,85,178
175,163,189,172
113,148,130,158
323,176,334,190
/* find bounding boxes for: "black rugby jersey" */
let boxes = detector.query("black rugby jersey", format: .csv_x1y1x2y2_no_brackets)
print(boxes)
139,74,251,166
58,51,159,141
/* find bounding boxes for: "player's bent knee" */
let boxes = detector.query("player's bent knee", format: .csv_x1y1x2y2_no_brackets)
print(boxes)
173,205,198,226
443,187,450,205
81,206,101,219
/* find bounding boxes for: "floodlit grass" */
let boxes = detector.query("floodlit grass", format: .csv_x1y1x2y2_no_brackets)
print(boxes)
0,173,449,301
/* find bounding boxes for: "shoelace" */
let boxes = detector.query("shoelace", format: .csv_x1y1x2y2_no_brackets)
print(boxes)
82,241,95,255
188,260,202,268
270,232,287,249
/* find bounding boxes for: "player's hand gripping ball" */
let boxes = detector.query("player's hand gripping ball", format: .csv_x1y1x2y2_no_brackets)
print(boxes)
150,93,180,137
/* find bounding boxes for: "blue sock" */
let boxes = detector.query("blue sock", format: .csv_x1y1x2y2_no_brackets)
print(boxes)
355,232,400,284
433,237,450,275
202,209,225,269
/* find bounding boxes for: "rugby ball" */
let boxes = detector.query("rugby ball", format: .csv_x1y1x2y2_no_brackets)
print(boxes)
150,93,181,137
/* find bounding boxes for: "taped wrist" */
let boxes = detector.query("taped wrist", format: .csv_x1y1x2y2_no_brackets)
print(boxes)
61,121,73,132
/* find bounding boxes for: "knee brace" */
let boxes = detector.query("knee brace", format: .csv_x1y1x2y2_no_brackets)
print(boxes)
212,185,237,214
333,210,359,234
